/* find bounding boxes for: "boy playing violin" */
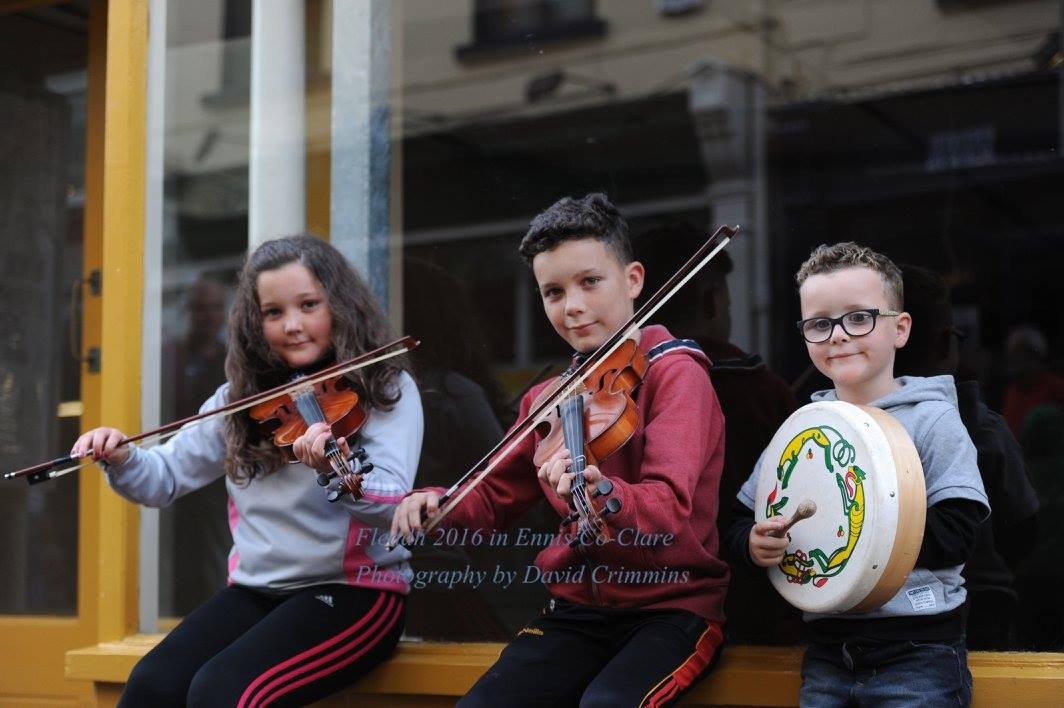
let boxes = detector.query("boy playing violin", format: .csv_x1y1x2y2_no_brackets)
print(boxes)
391,193,729,707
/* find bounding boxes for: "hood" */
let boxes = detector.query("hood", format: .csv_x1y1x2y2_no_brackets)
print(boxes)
640,324,712,370
562,324,712,376
809,374,958,410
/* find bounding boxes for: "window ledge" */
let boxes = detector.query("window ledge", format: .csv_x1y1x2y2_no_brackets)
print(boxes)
67,637,1064,706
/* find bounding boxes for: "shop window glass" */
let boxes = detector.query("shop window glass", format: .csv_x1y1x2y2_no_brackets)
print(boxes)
155,0,249,617
396,0,1064,651
0,3,89,616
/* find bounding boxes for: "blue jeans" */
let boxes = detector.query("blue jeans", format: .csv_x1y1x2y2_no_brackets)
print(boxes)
799,637,972,707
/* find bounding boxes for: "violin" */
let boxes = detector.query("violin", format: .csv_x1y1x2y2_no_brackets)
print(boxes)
531,338,649,546
4,337,418,487
249,371,371,502
410,224,739,546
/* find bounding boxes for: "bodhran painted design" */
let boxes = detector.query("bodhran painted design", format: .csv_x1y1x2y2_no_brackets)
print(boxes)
754,401,926,614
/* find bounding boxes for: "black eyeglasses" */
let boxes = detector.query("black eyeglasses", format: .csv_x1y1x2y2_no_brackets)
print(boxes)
796,308,900,344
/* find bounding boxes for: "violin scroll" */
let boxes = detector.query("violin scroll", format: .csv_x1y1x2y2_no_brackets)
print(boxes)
562,479,623,547
319,446,373,503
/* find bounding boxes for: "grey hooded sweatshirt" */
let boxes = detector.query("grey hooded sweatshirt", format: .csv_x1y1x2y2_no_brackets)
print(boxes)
105,372,423,593
739,375,990,624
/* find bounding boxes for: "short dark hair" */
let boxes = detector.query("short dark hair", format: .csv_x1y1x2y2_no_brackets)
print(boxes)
519,192,633,267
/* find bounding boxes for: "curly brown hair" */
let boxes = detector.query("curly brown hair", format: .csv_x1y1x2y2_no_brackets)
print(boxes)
223,234,405,482
796,242,904,310
518,192,633,267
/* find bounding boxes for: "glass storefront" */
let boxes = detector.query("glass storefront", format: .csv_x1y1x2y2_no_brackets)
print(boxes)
105,0,1064,652
150,0,249,618
0,2,88,616
391,0,1064,652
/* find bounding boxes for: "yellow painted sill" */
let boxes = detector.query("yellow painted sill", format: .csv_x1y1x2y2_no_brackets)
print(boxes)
66,638,1064,706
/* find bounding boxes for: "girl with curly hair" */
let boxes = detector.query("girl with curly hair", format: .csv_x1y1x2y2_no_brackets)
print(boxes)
73,234,423,706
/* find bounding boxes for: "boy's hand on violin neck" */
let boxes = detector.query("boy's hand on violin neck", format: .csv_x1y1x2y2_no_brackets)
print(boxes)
390,491,440,545
537,453,603,506
292,421,349,473
72,427,131,467
748,519,791,568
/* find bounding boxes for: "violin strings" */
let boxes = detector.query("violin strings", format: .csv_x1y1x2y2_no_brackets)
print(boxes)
328,442,351,476
292,387,355,478
292,374,355,481
559,392,598,537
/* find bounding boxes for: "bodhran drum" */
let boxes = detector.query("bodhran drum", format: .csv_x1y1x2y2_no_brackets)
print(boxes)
753,401,926,614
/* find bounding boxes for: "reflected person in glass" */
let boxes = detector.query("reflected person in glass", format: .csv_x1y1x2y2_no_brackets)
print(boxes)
636,221,799,645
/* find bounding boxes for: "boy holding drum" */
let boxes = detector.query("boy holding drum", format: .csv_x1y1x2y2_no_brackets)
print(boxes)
725,242,989,706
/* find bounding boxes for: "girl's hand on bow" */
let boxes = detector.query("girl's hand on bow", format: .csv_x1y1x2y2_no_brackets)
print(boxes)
72,427,131,467
292,421,351,474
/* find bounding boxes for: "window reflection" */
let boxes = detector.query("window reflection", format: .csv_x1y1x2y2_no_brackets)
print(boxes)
402,258,513,640
156,0,249,617
637,222,801,644
0,5,88,616
393,1,1064,652
140,0,1064,653
1000,325,1064,650
160,276,232,616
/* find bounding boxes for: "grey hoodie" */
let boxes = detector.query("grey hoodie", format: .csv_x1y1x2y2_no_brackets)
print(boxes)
105,372,423,593
739,374,990,622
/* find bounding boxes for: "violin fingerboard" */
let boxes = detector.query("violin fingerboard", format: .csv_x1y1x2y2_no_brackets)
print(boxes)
292,390,327,426
559,396,587,474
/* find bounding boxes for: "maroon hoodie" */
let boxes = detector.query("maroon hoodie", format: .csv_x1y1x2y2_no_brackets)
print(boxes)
426,325,729,622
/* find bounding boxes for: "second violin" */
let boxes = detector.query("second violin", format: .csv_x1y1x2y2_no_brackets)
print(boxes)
531,337,649,545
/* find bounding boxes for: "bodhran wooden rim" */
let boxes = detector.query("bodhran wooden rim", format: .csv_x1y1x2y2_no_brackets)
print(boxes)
753,401,926,614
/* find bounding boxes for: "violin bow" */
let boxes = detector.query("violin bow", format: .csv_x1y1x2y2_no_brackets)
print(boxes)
4,336,419,485
419,224,740,537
